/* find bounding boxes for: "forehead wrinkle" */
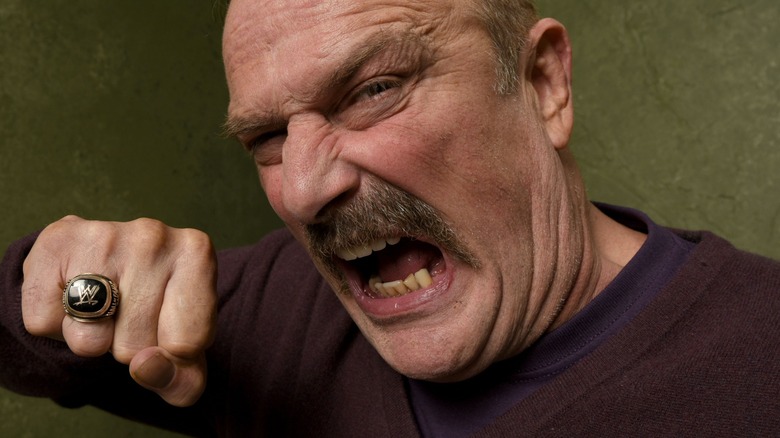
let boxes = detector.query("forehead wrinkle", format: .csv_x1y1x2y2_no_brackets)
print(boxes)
296,27,428,105
225,29,432,141
224,0,463,142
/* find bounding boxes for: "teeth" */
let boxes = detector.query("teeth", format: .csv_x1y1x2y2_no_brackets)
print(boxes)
372,280,389,297
414,268,433,288
353,245,372,258
335,248,358,261
387,280,407,296
339,238,436,299
403,273,420,291
368,268,434,298
336,237,401,261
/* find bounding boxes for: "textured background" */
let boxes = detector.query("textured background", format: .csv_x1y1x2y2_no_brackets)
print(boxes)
1,0,778,436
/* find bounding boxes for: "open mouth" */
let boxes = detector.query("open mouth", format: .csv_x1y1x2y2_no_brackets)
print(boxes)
336,236,446,299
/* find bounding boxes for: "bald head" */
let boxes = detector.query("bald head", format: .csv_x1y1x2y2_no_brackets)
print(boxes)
219,0,538,94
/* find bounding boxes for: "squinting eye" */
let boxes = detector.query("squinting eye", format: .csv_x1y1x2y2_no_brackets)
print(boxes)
335,76,407,129
248,129,287,166
355,79,401,102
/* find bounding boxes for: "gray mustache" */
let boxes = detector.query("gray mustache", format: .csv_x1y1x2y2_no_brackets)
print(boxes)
305,179,480,274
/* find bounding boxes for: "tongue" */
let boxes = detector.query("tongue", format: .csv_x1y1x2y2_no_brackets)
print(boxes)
376,240,441,282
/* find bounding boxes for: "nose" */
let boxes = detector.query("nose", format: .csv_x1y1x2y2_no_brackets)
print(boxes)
280,114,359,224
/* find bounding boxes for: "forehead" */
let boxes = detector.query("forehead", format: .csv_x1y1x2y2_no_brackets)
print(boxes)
224,0,459,56
222,0,467,114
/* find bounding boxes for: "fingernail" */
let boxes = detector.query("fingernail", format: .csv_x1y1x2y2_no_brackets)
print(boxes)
133,353,175,389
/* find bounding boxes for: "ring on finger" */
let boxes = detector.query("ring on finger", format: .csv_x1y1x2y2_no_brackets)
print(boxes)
62,273,120,322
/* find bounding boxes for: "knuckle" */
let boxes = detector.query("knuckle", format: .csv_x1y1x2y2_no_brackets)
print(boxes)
110,341,142,364
69,343,108,358
130,217,167,233
160,315,215,357
130,217,168,242
44,218,122,257
79,222,121,255
46,215,85,232
178,228,214,256
20,282,61,337
113,322,158,361
160,342,197,360
34,216,82,251
23,313,58,337
161,333,211,359
126,217,170,258
20,277,42,304
173,229,216,272
65,329,112,358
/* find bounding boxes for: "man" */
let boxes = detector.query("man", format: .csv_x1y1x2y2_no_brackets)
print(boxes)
2,0,779,436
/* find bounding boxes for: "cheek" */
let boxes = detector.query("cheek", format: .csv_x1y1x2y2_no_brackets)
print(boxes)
362,111,530,213
344,113,469,199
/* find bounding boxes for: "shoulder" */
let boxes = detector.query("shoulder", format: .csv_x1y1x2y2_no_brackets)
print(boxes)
674,230,780,299
651,229,780,367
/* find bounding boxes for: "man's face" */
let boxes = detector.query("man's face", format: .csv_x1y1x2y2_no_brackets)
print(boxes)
223,0,581,381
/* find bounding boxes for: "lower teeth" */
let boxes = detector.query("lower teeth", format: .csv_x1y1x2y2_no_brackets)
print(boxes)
369,268,433,298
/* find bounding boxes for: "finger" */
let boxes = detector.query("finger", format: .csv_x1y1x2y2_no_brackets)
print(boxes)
21,271,65,339
21,218,78,338
61,317,114,357
57,219,120,356
109,219,172,364
157,228,217,359
22,216,117,339
129,346,208,407
110,271,166,364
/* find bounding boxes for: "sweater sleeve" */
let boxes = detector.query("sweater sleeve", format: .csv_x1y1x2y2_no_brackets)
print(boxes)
0,232,89,399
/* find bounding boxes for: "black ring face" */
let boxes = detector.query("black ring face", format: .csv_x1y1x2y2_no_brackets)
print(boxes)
63,274,119,321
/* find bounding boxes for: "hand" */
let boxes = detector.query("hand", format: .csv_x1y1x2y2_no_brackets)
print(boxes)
21,215,217,407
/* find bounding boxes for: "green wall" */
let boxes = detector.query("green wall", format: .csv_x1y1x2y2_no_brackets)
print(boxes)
547,0,780,256
0,1,277,436
1,0,777,436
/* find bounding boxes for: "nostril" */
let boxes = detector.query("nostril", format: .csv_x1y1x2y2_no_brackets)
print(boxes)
314,187,359,223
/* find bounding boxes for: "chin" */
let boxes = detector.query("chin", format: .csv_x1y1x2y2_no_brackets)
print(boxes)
363,325,494,383
388,355,488,383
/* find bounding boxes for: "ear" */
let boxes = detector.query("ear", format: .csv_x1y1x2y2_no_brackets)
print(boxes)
525,18,573,150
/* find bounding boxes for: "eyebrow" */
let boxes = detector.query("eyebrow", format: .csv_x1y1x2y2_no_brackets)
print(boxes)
222,31,426,140
222,111,284,141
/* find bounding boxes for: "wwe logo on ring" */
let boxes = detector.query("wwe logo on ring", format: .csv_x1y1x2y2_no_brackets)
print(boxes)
74,284,100,306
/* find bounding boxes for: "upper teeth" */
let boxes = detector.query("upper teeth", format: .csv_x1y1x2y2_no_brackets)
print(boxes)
336,236,401,261
336,236,435,297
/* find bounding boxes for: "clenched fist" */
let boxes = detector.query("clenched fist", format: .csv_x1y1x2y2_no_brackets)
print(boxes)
21,215,217,407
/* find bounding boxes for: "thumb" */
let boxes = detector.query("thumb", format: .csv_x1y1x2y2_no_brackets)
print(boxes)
129,346,207,407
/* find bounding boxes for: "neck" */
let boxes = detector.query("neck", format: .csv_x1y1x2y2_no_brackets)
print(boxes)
546,152,646,332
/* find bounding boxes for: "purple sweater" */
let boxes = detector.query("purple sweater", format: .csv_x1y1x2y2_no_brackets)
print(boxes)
2,215,780,436
409,206,696,437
